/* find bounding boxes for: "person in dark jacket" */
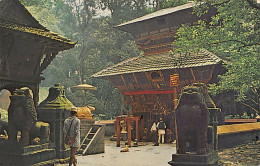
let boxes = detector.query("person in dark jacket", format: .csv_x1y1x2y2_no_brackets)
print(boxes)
157,118,166,144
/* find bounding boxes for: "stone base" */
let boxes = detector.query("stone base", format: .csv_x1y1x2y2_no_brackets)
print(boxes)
168,151,219,166
120,133,128,141
0,142,58,166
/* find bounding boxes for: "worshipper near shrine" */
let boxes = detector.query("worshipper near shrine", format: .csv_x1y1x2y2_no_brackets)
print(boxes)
157,118,166,144
165,128,174,143
150,120,159,146
63,107,81,166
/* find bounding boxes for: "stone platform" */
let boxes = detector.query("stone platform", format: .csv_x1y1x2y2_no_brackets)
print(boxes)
0,142,58,166
168,151,219,166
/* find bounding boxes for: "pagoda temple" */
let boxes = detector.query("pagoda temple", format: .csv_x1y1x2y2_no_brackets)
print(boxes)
0,0,75,104
92,2,226,140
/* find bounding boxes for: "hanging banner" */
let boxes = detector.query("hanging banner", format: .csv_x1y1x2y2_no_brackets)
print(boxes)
170,74,179,87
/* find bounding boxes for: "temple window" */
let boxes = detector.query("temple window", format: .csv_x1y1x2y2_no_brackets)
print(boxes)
150,71,163,82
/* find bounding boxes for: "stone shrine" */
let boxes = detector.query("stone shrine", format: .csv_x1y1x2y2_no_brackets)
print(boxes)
37,84,74,160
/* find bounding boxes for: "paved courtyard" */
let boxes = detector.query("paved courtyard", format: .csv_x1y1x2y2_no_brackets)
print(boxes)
56,139,176,166
56,139,260,166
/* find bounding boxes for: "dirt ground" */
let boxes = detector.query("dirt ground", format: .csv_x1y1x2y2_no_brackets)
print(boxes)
218,140,260,166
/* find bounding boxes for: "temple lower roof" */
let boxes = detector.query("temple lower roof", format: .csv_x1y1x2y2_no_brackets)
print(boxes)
92,49,223,78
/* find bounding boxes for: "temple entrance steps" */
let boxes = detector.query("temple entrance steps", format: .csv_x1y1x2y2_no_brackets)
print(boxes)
77,124,105,155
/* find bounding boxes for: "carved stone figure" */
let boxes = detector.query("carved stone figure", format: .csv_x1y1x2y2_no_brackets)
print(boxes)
0,117,8,136
175,84,209,155
8,88,49,145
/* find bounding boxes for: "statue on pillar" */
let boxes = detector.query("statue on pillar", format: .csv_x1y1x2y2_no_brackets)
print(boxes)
169,83,219,166
7,87,50,145
175,84,209,154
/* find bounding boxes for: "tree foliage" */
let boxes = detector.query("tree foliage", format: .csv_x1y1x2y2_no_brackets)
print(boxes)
171,0,260,114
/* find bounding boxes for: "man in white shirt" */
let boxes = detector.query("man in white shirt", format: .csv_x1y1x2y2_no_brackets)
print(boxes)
150,120,159,145
63,107,80,166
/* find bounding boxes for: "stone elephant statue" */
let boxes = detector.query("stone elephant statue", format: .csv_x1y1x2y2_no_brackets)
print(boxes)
175,83,209,155
8,88,50,145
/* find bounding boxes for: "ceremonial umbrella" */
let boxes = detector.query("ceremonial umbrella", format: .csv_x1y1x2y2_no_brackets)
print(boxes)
73,84,97,105
73,84,97,90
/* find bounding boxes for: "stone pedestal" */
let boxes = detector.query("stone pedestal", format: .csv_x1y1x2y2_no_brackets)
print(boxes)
120,133,128,141
0,142,58,166
80,119,95,141
168,151,219,166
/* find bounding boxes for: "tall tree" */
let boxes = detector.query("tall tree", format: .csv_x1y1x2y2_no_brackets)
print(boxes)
22,0,149,119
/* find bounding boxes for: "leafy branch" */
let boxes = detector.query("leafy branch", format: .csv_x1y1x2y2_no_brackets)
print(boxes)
245,0,260,10
239,101,259,113
208,40,260,51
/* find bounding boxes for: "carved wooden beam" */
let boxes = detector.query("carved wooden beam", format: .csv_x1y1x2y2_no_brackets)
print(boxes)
39,51,58,72
120,75,128,89
132,73,138,84
190,68,197,81
33,45,46,75
208,65,215,81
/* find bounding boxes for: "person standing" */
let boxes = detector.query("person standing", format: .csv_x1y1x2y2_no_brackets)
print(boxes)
63,107,81,166
157,118,166,144
150,120,159,146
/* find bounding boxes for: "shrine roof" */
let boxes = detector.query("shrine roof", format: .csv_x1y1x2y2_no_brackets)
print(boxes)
0,21,76,47
92,50,223,78
0,0,46,30
0,0,75,48
116,2,195,28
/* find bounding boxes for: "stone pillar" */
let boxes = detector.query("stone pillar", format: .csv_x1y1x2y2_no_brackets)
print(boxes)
116,117,121,147
37,84,74,159
208,108,220,150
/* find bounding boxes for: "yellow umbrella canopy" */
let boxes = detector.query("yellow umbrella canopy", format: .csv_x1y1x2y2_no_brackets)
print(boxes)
73,84,97,90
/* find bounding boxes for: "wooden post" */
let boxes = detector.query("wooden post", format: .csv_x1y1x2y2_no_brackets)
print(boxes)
127,118,132,147
135,117,139,141
116,117,121,147
173,87,178,109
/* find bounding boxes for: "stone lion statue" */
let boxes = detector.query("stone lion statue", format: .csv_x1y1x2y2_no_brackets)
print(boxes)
8,87,50,145
175,83,209,155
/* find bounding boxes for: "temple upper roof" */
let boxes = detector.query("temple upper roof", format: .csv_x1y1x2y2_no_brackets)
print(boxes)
92,50,223,78
116,2,196,28
115,1,216,36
